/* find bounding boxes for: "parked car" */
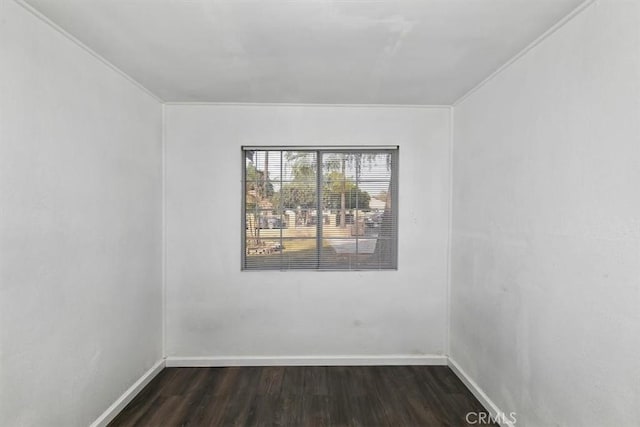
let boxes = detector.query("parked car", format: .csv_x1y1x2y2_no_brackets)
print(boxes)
259,217,287,229
365,213,383,228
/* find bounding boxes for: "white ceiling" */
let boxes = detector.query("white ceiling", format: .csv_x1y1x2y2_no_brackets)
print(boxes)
24,0,585,104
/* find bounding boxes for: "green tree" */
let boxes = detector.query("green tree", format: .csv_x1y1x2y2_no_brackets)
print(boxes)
323,171,370,210
276,182,316,210
245,163,273,210
245,160,274,245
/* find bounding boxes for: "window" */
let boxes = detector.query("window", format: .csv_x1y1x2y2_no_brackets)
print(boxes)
242,147,398,270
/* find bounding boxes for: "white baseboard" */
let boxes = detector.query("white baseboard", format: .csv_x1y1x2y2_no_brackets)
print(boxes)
448,357,516,427
165,354,448,367
90,359,165,427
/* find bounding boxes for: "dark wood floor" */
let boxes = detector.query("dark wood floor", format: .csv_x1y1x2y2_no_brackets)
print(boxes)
109,366,495,427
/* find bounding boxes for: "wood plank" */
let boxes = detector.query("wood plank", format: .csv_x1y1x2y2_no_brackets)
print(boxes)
108,365,497,427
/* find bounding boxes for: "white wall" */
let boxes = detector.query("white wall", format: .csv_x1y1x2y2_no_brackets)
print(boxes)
0,1,163,425
165,104,450,359
451,1,640,426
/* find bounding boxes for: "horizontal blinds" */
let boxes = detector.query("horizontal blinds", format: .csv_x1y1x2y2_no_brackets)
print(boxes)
243,148,398,271
242,145,399,152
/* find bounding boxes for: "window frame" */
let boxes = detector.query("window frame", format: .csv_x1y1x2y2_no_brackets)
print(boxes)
241,146,399,271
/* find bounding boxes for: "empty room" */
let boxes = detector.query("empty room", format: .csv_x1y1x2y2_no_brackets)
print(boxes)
1,0,638,426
